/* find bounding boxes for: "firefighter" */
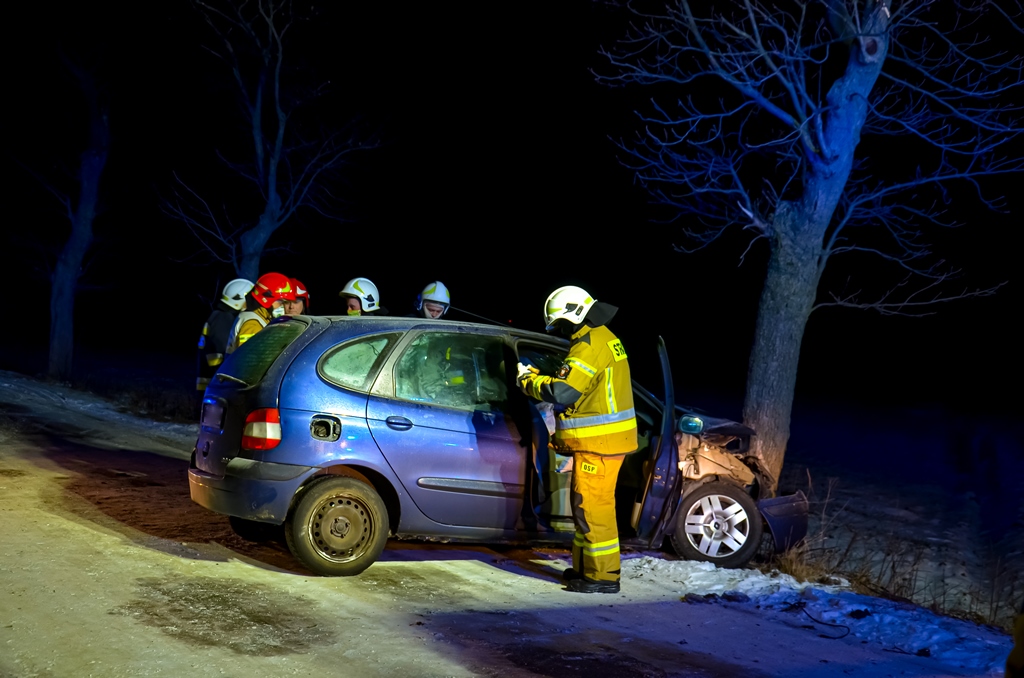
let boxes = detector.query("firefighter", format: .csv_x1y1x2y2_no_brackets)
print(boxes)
196,278,253,391
284,278,309,315
226,272,296,354
413,281,450,319
339,277,384,315
517,285,637,594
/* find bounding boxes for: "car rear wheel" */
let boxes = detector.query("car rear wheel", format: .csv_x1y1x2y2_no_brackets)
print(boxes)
285,476,389,576
670,481,762,569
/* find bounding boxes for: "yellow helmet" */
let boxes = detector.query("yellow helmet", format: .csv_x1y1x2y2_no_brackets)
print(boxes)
543,285,595,330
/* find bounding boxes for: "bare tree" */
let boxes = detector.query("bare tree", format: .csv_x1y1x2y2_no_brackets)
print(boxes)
163,0,377,281
597,0,1022,490
37,58,110,382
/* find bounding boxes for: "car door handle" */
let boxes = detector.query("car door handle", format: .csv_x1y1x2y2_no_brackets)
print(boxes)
385,416,413,431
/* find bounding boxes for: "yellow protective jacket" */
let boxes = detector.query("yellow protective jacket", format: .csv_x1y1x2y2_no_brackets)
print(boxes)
520,324,638,456
226,307,272,354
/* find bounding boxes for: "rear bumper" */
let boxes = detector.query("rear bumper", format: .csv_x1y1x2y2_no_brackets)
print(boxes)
188,450,314,524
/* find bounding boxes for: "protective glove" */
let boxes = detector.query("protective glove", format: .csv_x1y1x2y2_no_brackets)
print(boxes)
516,362,539,385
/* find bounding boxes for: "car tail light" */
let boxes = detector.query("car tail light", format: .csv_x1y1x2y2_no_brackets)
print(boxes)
242,408,282,450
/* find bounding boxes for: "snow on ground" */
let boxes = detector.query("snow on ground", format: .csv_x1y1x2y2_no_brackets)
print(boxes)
0,369,1018,676
614,555,1012,675
0,370,199,454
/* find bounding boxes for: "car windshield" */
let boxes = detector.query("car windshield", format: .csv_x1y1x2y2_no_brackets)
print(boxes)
218,320,307,386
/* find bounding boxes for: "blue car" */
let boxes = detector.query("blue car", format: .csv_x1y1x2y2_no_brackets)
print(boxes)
189,315,807,576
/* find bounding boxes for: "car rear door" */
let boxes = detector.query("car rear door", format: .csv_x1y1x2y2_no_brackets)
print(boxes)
273,330,405,468
365,330,527,530
632,336,681,544
194,317,319,476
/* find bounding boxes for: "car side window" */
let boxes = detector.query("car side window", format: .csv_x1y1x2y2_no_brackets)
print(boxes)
394,332,508,412
516,344,567,375
319,333,399,392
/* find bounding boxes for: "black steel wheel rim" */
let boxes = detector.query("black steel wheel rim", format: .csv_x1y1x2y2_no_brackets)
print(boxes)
307,493,375,564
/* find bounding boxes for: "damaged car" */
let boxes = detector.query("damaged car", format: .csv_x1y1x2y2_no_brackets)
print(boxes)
189,315,807,576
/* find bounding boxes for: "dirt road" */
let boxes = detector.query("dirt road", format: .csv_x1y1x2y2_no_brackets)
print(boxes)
0,376,997,677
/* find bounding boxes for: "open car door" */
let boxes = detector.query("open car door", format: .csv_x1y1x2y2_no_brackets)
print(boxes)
632,336,681,545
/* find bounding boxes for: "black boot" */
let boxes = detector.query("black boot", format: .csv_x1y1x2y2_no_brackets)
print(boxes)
565,577,620,594
562,567,583,581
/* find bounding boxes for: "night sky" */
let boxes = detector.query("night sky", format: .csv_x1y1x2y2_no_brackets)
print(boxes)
3,1,1020,417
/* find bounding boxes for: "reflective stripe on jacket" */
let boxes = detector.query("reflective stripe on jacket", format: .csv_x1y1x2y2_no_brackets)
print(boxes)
521,324,638,456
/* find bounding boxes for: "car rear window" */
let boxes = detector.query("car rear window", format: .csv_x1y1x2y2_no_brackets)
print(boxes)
218,321,307,385
318,333,401,392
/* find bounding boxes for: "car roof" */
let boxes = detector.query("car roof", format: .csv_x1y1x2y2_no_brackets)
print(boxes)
309,315,567,346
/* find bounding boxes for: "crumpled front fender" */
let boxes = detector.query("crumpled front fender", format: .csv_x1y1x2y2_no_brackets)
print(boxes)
757,491,809,553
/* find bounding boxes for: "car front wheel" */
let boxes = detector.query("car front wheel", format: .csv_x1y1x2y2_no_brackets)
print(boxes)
670,481,762,569
285,476,389,576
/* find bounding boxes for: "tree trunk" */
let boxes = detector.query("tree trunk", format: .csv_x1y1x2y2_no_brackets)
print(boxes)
47,141,107,381
238,247,263,284
47,181,101,381
740,11,891,492
742,207,823,493
48,252,81,382
237,207,281,281
49,220,94,380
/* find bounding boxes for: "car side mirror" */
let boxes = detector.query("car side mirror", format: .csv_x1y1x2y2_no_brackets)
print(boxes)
678,415,704,435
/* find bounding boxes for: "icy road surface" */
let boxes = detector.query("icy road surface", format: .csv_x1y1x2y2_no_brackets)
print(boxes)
0,371,1013,677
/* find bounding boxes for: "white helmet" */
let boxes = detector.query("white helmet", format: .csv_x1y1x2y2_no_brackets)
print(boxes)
221,278,254,311
339,277,380,313
544,285,595,330
416,281,450,317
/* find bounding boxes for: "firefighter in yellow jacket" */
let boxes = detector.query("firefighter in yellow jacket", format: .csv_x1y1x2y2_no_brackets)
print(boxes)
226,272,297,354
196,278,253,391
517,285,637,594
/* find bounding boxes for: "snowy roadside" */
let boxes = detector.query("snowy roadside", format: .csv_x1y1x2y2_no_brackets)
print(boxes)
0,369,198,456
618,556,1013,674
0,368,1016,676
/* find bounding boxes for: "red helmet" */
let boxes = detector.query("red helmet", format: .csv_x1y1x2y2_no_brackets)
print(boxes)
252,272,297,309
291,278,310,310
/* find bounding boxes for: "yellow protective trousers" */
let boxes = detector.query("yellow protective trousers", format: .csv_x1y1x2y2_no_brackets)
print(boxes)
570,451,625,583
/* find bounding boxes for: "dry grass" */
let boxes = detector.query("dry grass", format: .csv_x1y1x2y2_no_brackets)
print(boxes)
112,385,198,423
72,376,199,424
761,470,1023,632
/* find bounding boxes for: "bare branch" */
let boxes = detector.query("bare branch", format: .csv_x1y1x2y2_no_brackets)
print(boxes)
968,0,1024,34
17,160,74,221
598,0,1022,315
160,172,240,268
815,276,1007,315
165,0,378,277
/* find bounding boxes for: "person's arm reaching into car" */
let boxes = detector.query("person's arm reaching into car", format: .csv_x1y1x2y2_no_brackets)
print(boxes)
517,352,593,406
